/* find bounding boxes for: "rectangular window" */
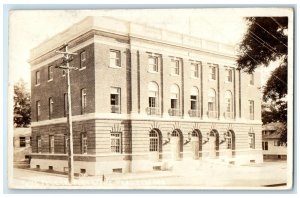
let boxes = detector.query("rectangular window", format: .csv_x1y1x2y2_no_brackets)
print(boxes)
189,95,199,117
49,97,53,120
80,51,86,69
262,141,268,150
208,102,214,111
170,59,180,75
19,137,26,147
225,98,231,112
36,101,41,121
249,100,254,120
249,133,255,149
190,95,197,110
191,63,199,78
64,93,68,117
37,136,41,153
64,134,69,154
81,133,87,154
110,87,121,113
148,56,158,72
250,73,254,85
274,140,280,146
49,135,54,154
110,50,121,67
81,88,87,114
225,68,233,82
111,133,122,153
209,65,217,80
36,71,40,85
48,66,54,80
171,98,178,109
149,97,156,108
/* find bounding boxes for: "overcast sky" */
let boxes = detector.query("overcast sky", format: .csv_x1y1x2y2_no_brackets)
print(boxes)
9,9,287,89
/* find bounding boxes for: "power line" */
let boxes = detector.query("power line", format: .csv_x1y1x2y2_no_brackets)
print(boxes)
271,17,285,30
244,31,287,86
253,21,288,48
242,51,287,86
248,31,278,54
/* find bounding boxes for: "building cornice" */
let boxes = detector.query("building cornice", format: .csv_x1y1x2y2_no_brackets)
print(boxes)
31,113,262,127
29,16,237,66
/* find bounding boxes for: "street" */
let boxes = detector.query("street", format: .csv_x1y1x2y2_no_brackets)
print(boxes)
10,160,289,189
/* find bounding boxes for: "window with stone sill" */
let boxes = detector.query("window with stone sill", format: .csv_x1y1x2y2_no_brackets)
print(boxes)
35,71,40,85
191,63,199,78
170,59,180,75
48,65,54,80
209,65,217,80
109,50,121,68
148,56,158,73
81,133,88,154
80,51,86,69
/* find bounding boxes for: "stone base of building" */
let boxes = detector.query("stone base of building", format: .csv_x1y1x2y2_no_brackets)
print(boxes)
30,118,263,175
30,149,263,176
263,154,287,160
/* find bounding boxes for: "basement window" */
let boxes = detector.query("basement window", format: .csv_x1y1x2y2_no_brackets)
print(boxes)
112,168,122,173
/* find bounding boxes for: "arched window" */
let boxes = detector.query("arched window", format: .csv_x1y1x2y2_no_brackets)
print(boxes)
149,130,159,152
208,88,216,118
170,84,180,116
190,87,199,117
191,130,202,159
225,90,233,119
171,130,180,137
148,82,159,115
192,130,198,137
225,131,232,149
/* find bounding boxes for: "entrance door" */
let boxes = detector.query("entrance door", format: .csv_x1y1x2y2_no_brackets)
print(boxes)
149,130,160,161
171,130,181,160
225,131,233,158
191,130,200,159
209,132,217,158
191,136,199,159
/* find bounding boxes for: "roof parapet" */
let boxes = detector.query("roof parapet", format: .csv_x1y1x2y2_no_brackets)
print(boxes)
29,16,236,64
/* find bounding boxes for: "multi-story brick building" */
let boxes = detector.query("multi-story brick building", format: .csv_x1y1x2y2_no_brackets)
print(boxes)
29,16,263,175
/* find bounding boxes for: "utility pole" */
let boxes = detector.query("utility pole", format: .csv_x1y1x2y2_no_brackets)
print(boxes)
55,43,77,184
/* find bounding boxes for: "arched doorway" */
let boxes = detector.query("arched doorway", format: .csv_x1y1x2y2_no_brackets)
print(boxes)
149,129,162,161
209,130,219,158
191,129,202,159
225,130,235,158
171,129,183,160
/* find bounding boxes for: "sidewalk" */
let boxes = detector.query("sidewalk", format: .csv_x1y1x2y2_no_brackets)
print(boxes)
11,161,288,189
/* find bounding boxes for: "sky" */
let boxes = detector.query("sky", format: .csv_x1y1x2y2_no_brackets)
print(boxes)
9,8,288,89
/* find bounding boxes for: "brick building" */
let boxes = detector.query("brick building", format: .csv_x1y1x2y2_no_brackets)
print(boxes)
29,16,263,175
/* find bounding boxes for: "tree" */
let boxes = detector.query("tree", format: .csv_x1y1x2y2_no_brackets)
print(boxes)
237,17,288,143
14,79,31,127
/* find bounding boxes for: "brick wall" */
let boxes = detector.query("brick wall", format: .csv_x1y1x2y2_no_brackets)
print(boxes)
31,43,95,122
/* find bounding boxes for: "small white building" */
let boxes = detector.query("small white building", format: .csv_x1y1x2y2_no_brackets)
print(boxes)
14,127,31,162
262,122,287,160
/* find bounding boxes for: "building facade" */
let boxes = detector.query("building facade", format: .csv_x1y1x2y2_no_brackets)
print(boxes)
14,127,31,162
29,16,263,175
262,122,287,160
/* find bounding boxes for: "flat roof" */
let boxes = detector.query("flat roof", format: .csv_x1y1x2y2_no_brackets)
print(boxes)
29,16,236,64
